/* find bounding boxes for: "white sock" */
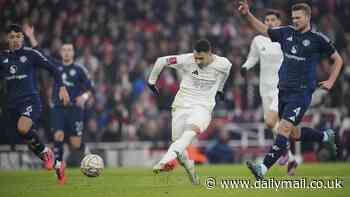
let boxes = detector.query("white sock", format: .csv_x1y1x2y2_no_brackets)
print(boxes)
179,150,192,167
322,132,329,142
84,145,91,155
41,147,49,154
260,163,268,175
159,130,196,164
182,149,190,161
288,150,295,162
55,161,61,169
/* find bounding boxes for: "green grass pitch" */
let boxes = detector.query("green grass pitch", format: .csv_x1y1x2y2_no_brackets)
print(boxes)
0,163,349,197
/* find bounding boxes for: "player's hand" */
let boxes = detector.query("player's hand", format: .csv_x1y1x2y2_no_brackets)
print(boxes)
76,93,89,108
237,0,250,16
147,83,160,97
240,67,247,77
216,91,225,101
23,23,34,37
319,79,335,90
59,86,70,106
22,23,39,47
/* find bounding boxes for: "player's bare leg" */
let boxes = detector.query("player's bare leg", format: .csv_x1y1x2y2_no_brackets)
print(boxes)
153,128,197,173
153,124,199,185
17,116,54,170
70,136,90,155
265,111,279,134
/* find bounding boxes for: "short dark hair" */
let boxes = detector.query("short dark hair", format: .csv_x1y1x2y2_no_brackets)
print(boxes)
264,9,281,19
292,3,311,16
5,24,23,34
194,39,211,53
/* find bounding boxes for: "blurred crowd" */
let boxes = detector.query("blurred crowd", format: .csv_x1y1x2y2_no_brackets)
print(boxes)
0,0,350,159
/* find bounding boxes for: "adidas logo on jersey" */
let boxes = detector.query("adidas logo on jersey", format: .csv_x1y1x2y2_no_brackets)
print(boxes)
192,70,199,75
3,58,8,63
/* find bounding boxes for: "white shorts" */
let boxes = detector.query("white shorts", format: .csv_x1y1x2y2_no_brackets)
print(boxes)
261,90,279,118
171,106,211,141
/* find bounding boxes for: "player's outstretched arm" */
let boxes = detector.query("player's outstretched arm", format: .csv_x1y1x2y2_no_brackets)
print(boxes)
148,54,186,96
32,48,70,105
319,51,343,90
23,24,61,65
147,58,164,96
237,0,268,36
147,56,172,96
24,24,70,105
148,57,168,85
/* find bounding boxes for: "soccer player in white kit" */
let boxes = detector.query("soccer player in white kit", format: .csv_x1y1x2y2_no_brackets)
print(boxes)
148,40,232,185
241,10,298,175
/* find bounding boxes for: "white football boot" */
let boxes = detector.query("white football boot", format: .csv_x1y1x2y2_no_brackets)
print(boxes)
175,151,199,185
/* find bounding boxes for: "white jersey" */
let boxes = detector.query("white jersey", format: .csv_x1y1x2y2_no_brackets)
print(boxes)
242,35,283,94
148,53,232,112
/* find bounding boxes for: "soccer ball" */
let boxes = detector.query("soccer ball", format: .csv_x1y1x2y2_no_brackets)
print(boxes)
80,154,104,177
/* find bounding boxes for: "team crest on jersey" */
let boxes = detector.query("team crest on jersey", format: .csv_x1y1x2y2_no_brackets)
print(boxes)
287,36,293,42
69,69,77,76
62,73,74,86
291,45,298,54
20,56,27,63
302,39,310,47
9,65,17,74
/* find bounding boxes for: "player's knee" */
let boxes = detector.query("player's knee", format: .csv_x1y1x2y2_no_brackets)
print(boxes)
265,117,276,129
277,120,293,137
290,127,301,140
54,131,65,141
265,112,278,129
17,125,29,135
70,136,82,149
17,117,32,135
